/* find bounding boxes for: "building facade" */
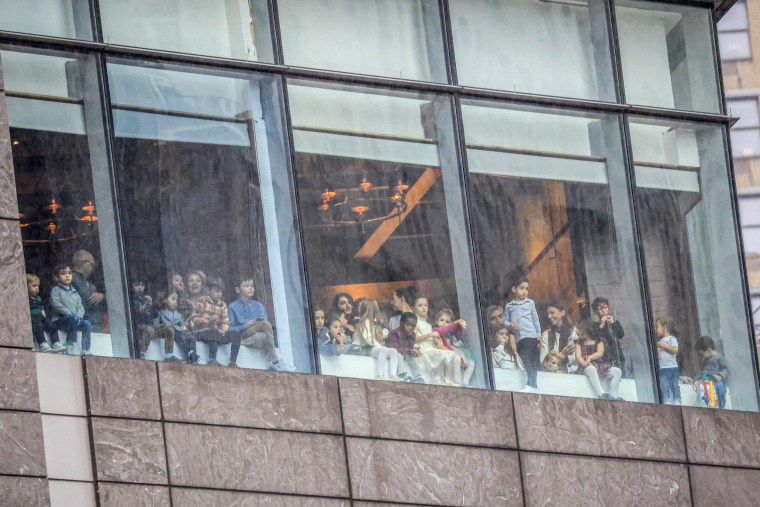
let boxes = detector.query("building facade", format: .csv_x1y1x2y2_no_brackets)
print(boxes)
0,0,759,505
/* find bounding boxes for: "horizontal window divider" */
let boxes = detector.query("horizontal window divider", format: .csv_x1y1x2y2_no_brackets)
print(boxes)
111,104,249,125
292,125,436,145
0,30,741,127
5,90,83,105
466,144,606,164
628,104,738,125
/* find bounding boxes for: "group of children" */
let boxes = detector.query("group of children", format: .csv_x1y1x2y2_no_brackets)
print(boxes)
314,287,476,386
487,273,730,406
29,265,293,371
130,271,293,370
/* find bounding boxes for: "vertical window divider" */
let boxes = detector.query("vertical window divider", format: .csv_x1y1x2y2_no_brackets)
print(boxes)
450,93,494,390
438,0,458,85
712,7,729,116
720,120,760,404
605,0,627,105
90,51,136,358
89,0,103,43
279,77,320,375
619,112,662,404
268,0,286,66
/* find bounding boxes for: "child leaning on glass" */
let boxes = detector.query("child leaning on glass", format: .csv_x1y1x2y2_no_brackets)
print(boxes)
49,263,92,355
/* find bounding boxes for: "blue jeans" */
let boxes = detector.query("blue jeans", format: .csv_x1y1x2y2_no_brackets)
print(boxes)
660,367,681,404
54,315,92,352
714,380,728,409
517,338,540,389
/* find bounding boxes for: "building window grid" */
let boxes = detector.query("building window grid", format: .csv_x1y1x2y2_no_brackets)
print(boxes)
0,0,756,408
718,0,751,61
727,97,760,158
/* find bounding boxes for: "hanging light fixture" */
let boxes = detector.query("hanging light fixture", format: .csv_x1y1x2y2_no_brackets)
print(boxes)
319,176,407,226
47,198,62,214
79,201,98,222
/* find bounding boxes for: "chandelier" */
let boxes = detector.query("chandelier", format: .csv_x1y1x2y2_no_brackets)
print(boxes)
19,198,99,243
318,175,409,225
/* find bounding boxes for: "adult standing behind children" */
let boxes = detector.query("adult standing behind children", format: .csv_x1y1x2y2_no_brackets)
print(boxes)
71,250,106,330
228,276,294,371
504,273,542,393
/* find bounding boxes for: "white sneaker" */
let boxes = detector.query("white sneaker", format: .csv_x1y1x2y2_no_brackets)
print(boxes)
38,342,52,352
51,342,66,352
520,386,538,393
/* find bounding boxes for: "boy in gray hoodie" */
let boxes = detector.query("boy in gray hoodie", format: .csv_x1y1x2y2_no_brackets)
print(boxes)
504,273,542,392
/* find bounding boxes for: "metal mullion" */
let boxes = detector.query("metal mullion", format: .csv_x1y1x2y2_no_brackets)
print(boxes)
268,0,286,66
720,118,760,407
439,0,458,85
94,51,137,359
278,76,320,375
606,0,627,104
710,6,729,115
451,93,494,390
619,112,663,404
89,0,103,42
629,104,738,125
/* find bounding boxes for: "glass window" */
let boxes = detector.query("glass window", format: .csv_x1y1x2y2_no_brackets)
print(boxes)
719,31,752,61
728,98,760,158
106,59,311,371
461,100,655,402
0,0,92,39
718,1,751,61
278,0,446,82
629,117,759,411
3,46,129,356
287,79,487,387
99,0,274,62
617,0,720,113
449,0,616,101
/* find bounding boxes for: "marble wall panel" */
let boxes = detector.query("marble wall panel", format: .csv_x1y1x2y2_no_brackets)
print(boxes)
92,418,168,484
0,411,45,476
98,483,170,507
340,378,516,448
0,348,39,411
514,394,686,462
346,437,522,506
171,488,350,506
86,356,161,420
159,362,342,433
165,422,349,498
0,219,31,348
0,476,49,505
690,465,760,506
0,92,20,221
521,452,691,506
683,407,760,468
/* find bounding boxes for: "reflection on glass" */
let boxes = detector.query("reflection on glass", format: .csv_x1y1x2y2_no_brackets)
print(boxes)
461,101,655,402
3,47,128,356
629,118,759,410
107,60,311,371
279,0,446,82
100,0,273,62
0,0,92,39
617,0,720,113
287,80,486,387
449,0,616,100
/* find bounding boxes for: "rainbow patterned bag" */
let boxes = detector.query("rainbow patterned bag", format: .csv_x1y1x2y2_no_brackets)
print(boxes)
693,374,722,409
